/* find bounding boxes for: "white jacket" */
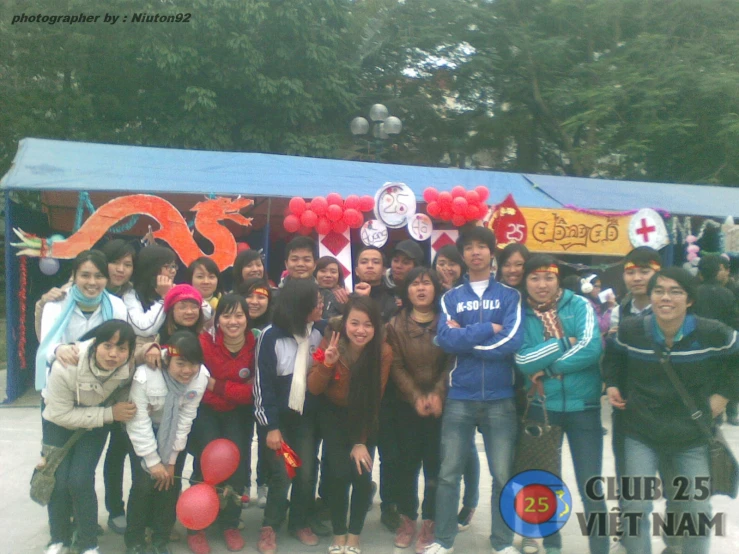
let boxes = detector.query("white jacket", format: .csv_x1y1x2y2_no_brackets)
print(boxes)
122,290,166,338
126,364,209,468
42,340,133,430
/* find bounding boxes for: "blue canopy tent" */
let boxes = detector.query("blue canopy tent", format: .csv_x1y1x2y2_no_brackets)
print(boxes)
1,138,561,402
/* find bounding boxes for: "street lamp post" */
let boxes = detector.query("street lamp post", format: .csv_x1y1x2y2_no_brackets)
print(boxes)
350,103,403,161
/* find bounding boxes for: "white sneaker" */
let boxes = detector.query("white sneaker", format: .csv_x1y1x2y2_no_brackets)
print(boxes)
44,544,69,554
521,537,540,554
257,485,268,509
493,547,521,554
424,544,454,554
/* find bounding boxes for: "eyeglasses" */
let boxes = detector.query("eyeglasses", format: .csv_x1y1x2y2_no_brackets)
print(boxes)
651,288,687,299
163,263,178,271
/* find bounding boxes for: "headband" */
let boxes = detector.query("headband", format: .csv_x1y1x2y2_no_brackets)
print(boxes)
164,345,180,358
624,261,661,271
531,265,559,275
251,287,270,298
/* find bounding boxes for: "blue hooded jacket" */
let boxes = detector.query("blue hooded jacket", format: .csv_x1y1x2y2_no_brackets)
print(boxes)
436,275,525,401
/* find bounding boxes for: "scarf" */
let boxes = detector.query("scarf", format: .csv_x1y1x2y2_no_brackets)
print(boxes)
527,289,564,340
288,322,314,414
35,286,113,390
155,365,190,468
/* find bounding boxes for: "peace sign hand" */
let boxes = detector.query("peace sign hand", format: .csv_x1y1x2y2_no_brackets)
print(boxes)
324,332,340,367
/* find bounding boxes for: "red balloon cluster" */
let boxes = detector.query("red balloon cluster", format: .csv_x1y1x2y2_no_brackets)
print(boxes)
423,186,489,227
284,194,375,235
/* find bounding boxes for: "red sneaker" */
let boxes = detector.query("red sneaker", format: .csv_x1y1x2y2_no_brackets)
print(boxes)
224,528,245,552
257,526,277,554
394,515,416,548
415,519,435,553
294,527,319,546
187,531,211,554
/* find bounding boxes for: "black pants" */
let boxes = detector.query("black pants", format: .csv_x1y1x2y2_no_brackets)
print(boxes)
319,403,375,535
395,401,441,521
104,422,134,518
188,404,254,529
378,384,401,512
125,448,186,548
262,408,319,531
256,424,270,487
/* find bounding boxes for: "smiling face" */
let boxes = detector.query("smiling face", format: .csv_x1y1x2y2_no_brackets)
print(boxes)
218,303,248,340
434,254,462,290
172,300,201,327
356,249,384,285
501,251,526,287
650,276,692,326
285,248,316,280
526,271,560,304
316,263,340,289
108,254,134,289
168,356,200,384
94,331,130,371
246,291,269,319
345,308,375,349
462,239,492,277
408,273,435,310
75,261,108,299
242,258,264,280
191,264,218,299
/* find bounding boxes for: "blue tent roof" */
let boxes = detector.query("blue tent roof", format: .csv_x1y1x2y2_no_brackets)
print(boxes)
524,173,739,218
0,138,560,208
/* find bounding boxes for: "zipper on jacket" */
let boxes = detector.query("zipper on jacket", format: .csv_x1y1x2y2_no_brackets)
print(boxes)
480,296,485,401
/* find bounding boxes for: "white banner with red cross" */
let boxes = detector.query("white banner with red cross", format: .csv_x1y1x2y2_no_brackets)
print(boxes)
318,229,353,291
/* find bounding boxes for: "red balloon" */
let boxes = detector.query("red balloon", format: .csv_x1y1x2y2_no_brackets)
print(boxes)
439,206,454,221
438,191,453,206
300,210,318,228
201,438,240,485
298,225,313,236
289,197,307,216
427,201,441,217
452,197,468,214
326,204,344,222
451,185,467,198
177,484,219,530
465,190,480,204
478,202,489,217
326,192,343,206
475,186,489,202
310,196,328,216
452,214,467,227
236,242,251,253
344,195,360,210
283,214,301,233
423,188,439,203
316,217,332,235
343,208,363,229
358,195,375,213
332,219,348,233
465,204,481,221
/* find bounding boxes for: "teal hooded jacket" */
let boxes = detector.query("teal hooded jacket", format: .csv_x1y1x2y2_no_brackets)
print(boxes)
515,289,603,412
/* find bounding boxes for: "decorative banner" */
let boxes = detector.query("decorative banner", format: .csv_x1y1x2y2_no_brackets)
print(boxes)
628,208,669,250
319,228,353,291
407,214,433,242
487,194,528,249
723,217,739,254
430,230,459,262
11,194,254,271
374,182,416,228
519,208,632,255
360,220,388,248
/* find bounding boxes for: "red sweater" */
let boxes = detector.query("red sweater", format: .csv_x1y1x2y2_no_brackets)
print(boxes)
199,329,256,411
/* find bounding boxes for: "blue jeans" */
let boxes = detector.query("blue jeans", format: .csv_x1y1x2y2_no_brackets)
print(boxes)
462,440,480,509
529,406,609,554
622,436,711,554
435,398,517,550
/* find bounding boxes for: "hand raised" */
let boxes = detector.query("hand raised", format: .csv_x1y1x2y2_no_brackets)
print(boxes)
155,275,174,297
324,332,341,367
354,282,371,297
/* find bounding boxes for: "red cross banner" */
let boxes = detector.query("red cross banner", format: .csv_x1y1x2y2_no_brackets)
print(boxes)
628,208,669,250
319,228,353,291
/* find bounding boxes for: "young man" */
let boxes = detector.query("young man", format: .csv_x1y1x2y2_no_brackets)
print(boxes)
426,226,524,554
384,239,425,290
283,236,317,282
354,245,399,323
608,246,662,333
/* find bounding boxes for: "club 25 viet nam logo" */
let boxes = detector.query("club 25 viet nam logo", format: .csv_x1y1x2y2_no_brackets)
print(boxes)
501,470,573,539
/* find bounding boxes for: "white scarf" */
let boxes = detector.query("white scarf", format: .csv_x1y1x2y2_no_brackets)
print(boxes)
288,322,314,414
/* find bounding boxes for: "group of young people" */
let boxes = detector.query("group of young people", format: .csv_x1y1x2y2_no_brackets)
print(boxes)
34,224,738,554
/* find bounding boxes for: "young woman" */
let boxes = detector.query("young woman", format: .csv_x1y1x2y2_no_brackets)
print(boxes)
233,249,269,291
186,256,223,328
515,255,607,554
123,244,177,342
386,268,450,553
42,320,137,554
432,245,466,291
186,295,257,554
604,268,739,554
315,255,348,319
496,242,530,291
254,279,327,554
37,250,128,391
239,277,273,334
125,330,209,554
308,296,393,554
102,239,137,296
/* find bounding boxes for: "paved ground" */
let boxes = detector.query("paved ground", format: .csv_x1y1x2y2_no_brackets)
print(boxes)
2,396,739,554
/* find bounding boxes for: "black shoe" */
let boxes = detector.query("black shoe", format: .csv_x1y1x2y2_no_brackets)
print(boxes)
310,517,332,537
381,505,401,532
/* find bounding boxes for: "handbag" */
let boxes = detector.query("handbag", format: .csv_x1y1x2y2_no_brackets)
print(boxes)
30,428,87,506
653,341,739,498
513,380,563,477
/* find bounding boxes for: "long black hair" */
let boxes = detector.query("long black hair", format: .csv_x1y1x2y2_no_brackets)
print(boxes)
186,256,223,297
80,320,137,366
399,266,443,313
133,245,176,309
272,278,319,337
238,277,273,330
232,249,264,290
163,330,204,366
341,296,384,444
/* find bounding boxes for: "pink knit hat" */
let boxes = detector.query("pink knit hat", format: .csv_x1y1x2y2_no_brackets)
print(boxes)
163,284,203,313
